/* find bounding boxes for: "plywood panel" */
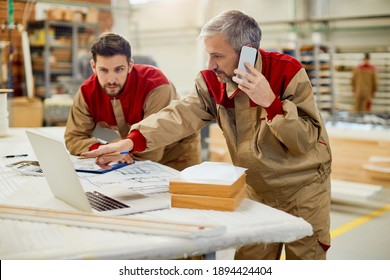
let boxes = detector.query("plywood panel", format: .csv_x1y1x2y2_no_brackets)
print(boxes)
171,186,246,211
169,174,246,198
329,136,390,187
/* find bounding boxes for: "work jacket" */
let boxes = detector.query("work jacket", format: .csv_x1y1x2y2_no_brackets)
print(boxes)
129,49,332,201
65,64,201,171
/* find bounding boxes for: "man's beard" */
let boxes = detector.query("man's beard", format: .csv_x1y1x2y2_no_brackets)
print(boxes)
103,83,123,97
213,70,233,83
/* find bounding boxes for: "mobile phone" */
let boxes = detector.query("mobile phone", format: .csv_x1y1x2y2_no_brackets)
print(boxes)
237,46,257,80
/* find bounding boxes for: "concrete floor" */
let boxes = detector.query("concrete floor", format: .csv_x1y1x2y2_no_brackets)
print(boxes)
216,186,390,260
328,187,390,260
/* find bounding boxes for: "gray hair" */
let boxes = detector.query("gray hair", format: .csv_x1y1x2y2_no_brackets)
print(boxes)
199,10,261,52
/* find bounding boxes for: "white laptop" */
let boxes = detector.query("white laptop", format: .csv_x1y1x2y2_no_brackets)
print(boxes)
26,130,169,216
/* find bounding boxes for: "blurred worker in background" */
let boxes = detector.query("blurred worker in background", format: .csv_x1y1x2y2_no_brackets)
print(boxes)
351,52,378,112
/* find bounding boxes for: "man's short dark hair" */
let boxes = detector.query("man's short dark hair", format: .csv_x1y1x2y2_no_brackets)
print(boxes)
91,32,132,63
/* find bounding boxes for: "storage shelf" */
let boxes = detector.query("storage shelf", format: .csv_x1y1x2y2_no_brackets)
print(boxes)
28,20,99,99
280,40,335,116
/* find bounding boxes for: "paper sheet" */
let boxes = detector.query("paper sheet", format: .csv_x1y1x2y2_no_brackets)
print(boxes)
79,160,180,195
179,161,246,184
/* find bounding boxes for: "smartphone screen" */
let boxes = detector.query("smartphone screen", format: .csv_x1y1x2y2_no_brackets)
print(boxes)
237,46,257,80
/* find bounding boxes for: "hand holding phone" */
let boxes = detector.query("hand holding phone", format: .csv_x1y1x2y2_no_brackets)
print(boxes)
237,46,257,81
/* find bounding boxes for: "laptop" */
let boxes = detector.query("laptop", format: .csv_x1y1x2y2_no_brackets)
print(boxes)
26,130,170,216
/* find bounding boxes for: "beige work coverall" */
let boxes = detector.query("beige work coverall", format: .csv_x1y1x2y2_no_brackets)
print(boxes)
131,52,332,259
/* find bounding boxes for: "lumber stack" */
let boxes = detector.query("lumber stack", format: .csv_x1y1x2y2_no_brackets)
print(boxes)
363,156,390,181
169,162,247,211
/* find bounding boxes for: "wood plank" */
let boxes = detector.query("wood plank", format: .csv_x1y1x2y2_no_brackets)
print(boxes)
331,180,383,201
171,186,246,211
169,173,246,198
0,204,226,239
329,136,390,187
362,164,390,181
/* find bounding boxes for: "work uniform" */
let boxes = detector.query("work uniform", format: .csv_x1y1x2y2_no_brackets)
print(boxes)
65,64,201,171
351,62,377,112
128,49,332,259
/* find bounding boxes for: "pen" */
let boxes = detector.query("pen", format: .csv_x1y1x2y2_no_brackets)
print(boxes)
105,151,129,156
78,151,129,159
5,154,28,158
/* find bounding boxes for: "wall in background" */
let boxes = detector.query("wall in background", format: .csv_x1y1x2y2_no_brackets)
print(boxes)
1,0,112,97
120,0,390,95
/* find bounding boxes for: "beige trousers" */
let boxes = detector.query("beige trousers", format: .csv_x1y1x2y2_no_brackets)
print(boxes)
235,177,331,260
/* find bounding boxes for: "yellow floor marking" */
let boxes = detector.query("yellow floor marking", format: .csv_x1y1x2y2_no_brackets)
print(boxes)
331,203,390,239
278,203,390,259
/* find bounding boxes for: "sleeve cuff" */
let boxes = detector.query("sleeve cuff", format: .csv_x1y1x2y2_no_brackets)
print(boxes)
264,97,283,121
89,143,102,151
126,130,147,153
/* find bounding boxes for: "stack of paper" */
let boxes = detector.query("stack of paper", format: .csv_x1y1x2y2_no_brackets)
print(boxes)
169,162,247,211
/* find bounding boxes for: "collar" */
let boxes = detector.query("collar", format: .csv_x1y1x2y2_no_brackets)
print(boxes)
226,81,239,99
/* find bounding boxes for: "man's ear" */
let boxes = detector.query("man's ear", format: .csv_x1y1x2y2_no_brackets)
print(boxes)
128,59,134,73
90,59,96,73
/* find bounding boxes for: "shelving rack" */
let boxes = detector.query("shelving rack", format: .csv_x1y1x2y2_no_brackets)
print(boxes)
278,40,335,117
27,20,99,98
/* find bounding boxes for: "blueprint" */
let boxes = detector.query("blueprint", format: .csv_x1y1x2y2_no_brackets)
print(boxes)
78,160,180,195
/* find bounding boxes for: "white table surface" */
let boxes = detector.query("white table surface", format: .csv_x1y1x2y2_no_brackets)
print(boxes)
0,127,312,259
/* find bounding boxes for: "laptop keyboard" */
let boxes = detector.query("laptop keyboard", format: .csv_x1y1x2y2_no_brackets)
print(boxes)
86,191,130,211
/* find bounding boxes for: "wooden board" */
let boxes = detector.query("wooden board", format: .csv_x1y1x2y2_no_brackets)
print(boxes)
331,180,383,201
363,157,390,181
329,136,390,187
171,185,246,211
0,204,225,239
363,165,390,181
169,173,246,198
